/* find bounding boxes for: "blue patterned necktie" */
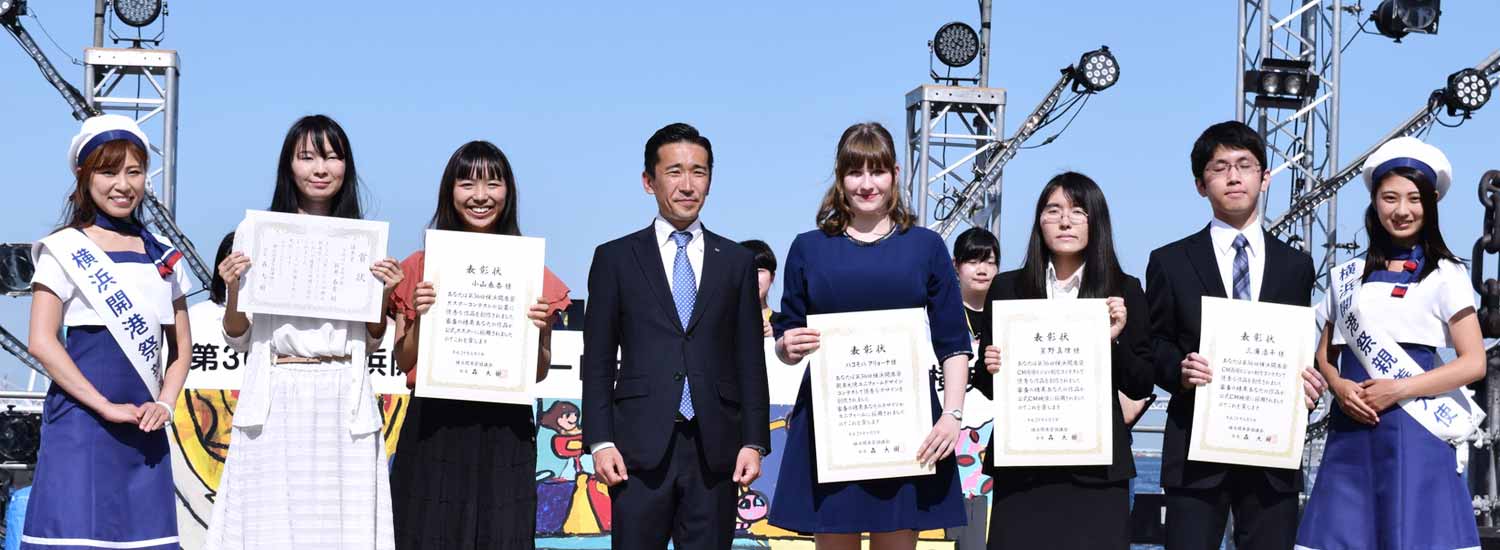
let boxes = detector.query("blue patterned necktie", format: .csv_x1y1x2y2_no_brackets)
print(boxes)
1232,234,1251,301
670,230,696,420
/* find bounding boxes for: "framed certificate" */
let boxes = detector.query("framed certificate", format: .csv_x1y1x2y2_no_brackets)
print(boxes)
1188,297,1314,469
807,308,935,483
414,230,545,405
232,210,389,323
990,299,1112,467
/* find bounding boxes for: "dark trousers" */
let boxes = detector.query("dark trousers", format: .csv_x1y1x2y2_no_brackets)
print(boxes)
608,420,736,550
988,477,1130,550
1164,470,1299,550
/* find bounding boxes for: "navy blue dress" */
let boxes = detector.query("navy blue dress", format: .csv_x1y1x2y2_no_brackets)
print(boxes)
23,250,179,550
1297,259,1481,550
767,226,971,534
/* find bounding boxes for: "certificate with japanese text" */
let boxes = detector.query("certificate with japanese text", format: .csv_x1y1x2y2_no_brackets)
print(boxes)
807,308,934,483
990,299,1112,467
232,210,389,323
415,230,544,404
1189,297,1313,469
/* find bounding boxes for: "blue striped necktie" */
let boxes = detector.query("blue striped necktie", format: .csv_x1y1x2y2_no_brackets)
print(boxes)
670,231,696,420
1232,234,1251,301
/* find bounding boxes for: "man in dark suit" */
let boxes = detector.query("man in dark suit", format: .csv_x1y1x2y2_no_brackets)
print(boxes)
581,123,771,550
1146,121,1326,550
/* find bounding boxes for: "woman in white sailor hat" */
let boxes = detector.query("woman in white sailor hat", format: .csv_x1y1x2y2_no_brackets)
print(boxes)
1297,136,1485,550
22,114,191,550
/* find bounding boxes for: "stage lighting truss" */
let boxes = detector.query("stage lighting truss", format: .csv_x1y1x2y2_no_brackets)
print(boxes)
0,244,33,297
1069,46,1118,93
932,21,980,68
1371,0,1440,41
1244,58,1319,110
112,0,161,28
1437,68,1491,118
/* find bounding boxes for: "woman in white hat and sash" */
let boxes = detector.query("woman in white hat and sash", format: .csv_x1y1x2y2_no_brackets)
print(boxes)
23,115,191,550
1296,137,1486,550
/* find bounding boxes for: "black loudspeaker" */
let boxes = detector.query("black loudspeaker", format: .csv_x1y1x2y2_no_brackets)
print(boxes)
1130,492,1167,545
0,243,34,296
0,407,40,464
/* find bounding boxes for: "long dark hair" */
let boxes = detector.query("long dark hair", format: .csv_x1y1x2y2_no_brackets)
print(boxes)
267,115,363,219
428,141,520,236
1361,165,1461,282
57,139,149,231
1016,172,1127,299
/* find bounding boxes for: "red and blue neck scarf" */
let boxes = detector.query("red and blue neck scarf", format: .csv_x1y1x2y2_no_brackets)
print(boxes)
94,213,182,279
1367,244,1423,298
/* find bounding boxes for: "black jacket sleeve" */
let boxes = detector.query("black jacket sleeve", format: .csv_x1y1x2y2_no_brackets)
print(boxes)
580,244,620,451
1115,276,1157,400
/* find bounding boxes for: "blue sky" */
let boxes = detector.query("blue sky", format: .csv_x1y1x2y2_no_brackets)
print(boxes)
1,1,1497,384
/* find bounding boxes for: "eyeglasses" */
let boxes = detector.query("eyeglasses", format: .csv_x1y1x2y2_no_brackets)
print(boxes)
1040,207,1089,224
1206,161,1262,176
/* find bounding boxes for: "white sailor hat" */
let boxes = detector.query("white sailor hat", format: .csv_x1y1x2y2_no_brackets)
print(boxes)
68,114,149,171
1361,136,1452,201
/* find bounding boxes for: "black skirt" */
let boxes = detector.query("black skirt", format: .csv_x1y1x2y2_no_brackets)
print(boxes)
987,474,1130,550
390,396,538,550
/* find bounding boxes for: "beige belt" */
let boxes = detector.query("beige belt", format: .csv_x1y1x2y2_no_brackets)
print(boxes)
274,355,350,365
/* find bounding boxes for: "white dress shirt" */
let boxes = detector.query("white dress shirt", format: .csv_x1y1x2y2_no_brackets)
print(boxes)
592,216,706,455
653,216,704,291
1046,261,1085,300
1208,216,1265,301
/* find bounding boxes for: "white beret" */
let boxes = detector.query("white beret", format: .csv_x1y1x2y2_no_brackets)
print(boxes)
1361,136,1452,201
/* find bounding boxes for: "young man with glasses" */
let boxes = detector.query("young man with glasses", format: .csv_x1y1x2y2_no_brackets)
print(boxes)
1144,121,1326,550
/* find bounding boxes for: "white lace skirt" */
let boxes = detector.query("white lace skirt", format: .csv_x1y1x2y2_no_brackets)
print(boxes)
204,361,395,550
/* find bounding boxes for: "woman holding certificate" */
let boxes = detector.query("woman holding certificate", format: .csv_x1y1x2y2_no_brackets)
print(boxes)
769,122,971,548
387,140,571,550
22,115,190,550
207,115,401,549
1296,138,1485,550
972,172,1154,549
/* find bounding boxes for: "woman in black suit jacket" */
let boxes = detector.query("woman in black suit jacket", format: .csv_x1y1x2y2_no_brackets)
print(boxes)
972,172,1156,549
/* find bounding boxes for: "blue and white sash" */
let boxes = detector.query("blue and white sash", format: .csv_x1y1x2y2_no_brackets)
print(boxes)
39,229,164,400
1330,258,1484,473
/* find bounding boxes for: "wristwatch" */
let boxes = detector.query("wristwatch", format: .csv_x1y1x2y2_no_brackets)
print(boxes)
942,409,963,422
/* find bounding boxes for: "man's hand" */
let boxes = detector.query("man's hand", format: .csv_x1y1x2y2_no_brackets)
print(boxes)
593,447,630,486
732,447,762,487
1180,353,1212,388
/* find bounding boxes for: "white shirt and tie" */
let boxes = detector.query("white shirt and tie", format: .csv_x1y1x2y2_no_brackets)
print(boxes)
1208,215,1265,301
591,217,704,455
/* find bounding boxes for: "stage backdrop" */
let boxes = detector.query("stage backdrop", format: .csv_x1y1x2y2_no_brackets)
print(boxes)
169,301,995,549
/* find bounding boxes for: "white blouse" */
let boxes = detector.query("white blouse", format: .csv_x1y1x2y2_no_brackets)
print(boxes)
30,236,190,326
1326,259,1475,349
225,313,380,434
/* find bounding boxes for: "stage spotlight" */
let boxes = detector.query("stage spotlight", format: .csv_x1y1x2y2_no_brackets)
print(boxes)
1244,58,1319,110
1071,46,1119,92
1371,0,1440,40
0,244,34,296
1440,68,1491,117
112,0,161,28
0,407,39,464
0,0,24,22
932,22,980,68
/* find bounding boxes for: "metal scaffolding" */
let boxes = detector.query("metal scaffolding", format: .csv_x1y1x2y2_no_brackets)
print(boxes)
1239,0,1345,287
906,84,1008,239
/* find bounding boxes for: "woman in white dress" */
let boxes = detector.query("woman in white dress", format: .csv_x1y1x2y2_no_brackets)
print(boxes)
205,114,401,549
